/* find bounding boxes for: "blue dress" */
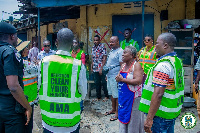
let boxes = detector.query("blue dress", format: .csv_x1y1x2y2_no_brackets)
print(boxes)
118,62,136,124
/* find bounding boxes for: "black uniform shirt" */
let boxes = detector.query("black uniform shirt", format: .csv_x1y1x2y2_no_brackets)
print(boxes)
0,41,24,95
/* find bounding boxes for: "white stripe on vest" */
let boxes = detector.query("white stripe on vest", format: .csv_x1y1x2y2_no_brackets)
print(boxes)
41,109,80,119
143,58,184,100
140,98,182,112
143,84,184,99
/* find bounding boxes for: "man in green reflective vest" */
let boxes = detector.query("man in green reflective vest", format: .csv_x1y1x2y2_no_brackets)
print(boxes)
139,33,184,133
38,28,87,133
120,28,139,51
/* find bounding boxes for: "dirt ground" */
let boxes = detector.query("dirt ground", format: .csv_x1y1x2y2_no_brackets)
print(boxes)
32,89,200,133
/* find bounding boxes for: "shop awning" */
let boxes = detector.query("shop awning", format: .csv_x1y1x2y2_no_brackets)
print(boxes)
32,0,150,8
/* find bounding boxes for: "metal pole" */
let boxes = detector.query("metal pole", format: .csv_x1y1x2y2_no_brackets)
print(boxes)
38,8,41,50
86,6,88,54
142,1,145,48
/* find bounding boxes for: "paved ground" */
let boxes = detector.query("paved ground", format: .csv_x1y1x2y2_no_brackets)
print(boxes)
33,89,200,133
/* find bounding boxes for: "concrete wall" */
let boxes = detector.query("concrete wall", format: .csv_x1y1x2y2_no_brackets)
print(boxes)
27,25,47,48
26,0,195,52
27,28,36,49
74,0,195,54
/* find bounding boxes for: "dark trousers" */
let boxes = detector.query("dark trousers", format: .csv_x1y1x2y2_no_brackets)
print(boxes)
0,95,26,133
93,72,108,99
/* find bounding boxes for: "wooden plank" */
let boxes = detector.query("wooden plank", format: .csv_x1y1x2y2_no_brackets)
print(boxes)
88,80,95,83
174,47,192,49
169,29,194,31
184,75,191,79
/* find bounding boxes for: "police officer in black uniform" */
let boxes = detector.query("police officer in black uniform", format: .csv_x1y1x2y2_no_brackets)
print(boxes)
0,22,32,133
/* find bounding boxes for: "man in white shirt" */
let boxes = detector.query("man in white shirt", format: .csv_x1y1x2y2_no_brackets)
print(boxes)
38,28,87,133
104,36,123,121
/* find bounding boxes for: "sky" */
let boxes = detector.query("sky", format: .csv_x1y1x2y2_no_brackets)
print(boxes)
0,0,23,21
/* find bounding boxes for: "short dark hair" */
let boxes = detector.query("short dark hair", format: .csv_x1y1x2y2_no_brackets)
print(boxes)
124,28,132,33
159,33,177,48
145,34,153,40
57,28,74,48
79,42,84,49
94,35,100,40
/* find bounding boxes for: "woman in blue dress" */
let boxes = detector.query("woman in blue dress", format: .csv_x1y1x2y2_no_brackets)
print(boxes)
116,46,144,133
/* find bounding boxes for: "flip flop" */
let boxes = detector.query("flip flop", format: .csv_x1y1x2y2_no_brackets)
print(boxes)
110,115,118,121
105,111,115,116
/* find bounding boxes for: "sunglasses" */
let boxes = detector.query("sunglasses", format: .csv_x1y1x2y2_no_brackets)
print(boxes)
44,45,50,47
143,39,152,42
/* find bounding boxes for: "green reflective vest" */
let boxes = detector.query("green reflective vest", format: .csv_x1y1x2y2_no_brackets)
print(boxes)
23,77,38,103
120,39,139,51
75,50,84,60
39,55,82,127
138,46,157,74
139,55,184,119
71,49,84,60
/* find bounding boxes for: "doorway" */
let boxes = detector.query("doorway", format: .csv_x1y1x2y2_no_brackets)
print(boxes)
112,14,154,49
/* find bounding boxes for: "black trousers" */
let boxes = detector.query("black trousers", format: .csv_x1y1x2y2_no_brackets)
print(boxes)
93,72,109,99
0,95,26,133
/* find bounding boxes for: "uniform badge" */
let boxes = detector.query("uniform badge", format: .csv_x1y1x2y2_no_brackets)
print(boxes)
15,52,21,62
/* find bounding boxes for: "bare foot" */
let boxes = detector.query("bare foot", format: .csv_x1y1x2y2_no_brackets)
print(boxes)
91,98,101,102
102,97,109,102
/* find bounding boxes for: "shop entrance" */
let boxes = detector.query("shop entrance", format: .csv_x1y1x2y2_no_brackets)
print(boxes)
112,14,154,49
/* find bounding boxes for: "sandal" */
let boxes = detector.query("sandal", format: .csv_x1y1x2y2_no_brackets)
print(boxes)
105,111,115,116
110,115,118,121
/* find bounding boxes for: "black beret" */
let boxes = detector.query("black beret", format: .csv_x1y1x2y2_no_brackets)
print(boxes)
0,22,17,34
